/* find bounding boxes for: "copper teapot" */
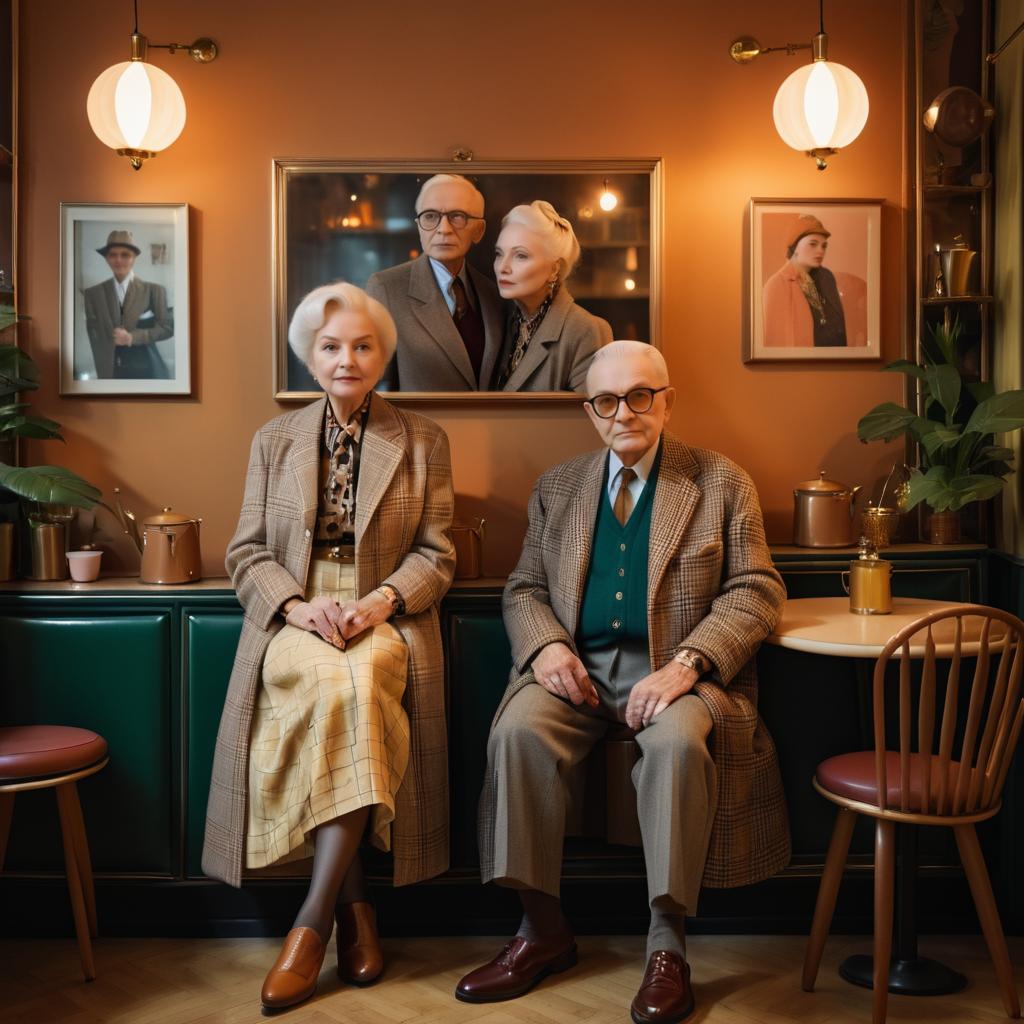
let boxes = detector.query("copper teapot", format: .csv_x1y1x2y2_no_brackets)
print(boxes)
115,489,202,584
793,471,862,548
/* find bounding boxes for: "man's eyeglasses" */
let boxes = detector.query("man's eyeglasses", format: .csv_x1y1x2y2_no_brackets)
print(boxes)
586,386,669,419
415,209,483,231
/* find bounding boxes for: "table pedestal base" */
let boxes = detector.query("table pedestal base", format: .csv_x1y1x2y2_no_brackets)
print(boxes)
839,954,967,995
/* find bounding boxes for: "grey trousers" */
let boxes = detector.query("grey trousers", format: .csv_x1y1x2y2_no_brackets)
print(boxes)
482,645,717,915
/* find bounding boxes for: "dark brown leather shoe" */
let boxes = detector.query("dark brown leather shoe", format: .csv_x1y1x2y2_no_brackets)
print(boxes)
630,950,694,1024
336,901,383,985
455,935,578,1002
260,926,326,1013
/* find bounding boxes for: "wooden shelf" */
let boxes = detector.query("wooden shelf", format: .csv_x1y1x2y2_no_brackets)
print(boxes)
923,184,990,197
921,295,993,305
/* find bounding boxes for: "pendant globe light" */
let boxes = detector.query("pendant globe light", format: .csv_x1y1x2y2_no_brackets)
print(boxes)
87,1,217,170
731,0,868,170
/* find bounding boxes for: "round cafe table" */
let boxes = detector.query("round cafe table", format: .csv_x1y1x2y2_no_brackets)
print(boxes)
765,596,995,997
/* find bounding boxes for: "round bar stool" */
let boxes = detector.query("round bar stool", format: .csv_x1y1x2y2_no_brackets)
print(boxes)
0,725,109,981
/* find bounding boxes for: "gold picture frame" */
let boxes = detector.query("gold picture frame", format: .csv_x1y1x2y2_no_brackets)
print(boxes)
272,158,662,401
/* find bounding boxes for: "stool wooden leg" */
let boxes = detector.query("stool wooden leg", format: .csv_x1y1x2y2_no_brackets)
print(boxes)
872,819,895,1024
0,792,14,871
954,824,1021,1018
802,806,857,991
55,783,95,981
63,784,97,938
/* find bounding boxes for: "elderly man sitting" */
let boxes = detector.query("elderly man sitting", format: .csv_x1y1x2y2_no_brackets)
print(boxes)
456,341,790,1024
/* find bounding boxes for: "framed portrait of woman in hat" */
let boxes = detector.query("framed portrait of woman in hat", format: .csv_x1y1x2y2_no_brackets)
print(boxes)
59,203,190,395
746,198,882,363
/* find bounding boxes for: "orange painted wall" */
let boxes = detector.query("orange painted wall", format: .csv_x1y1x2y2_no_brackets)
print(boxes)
19,0,908,577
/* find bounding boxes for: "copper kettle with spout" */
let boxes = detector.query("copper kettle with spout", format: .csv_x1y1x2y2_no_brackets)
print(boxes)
115,489,203,584
793,471,862,547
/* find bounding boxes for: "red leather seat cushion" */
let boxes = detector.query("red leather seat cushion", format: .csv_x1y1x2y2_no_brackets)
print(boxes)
816,750,963,812
0,726,108,781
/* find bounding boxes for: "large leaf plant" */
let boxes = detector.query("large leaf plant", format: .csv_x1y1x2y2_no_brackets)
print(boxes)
857,318,1024,513
0,327,105,509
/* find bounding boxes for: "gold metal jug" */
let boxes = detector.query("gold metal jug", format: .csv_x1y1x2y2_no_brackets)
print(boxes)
841,538,892,615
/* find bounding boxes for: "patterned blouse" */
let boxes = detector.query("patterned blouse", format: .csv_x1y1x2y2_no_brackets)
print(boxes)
314,396,370,545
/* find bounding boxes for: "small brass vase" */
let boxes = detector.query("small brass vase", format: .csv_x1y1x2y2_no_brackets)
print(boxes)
861,507,900,548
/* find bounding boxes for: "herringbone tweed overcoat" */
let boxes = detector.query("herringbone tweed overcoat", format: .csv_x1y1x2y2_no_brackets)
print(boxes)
481,433,791,888
202,393,455,888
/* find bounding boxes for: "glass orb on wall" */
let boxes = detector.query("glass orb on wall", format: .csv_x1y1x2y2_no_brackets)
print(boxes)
772,58,868,169
87,61,187,170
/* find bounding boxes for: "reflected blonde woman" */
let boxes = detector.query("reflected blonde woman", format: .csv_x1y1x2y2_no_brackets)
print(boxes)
493,200,612,392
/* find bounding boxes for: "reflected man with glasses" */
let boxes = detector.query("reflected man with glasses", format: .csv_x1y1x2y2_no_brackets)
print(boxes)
458,341,789,1024
367,174,505,391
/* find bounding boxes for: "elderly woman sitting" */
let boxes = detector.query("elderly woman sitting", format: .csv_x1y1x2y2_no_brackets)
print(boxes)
493,200,612,392
202,282,455,1013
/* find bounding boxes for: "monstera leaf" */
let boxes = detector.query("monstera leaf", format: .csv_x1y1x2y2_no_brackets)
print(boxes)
0,464,105,509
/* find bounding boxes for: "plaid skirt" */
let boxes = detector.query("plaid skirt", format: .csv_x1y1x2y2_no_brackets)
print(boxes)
245,558,410,869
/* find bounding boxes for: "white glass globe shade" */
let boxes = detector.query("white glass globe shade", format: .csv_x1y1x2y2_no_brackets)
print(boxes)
87,61,187,153
772,60,868,152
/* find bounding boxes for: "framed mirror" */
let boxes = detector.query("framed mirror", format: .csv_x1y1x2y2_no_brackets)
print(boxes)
273,159,661,400
0,0,15,330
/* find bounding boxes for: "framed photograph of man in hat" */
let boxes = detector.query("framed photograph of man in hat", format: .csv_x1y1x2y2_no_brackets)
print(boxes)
59,202,190,395
746,198,882,363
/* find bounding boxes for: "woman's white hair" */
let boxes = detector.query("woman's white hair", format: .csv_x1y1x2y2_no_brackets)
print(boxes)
500,200,581,282
415,173,485,215
586,340,668,393
288,281,398,366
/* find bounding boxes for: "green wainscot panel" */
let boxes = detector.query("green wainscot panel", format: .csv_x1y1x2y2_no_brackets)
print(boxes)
779,561,979,602
0,613,173,874
184,610,244,877
445,610,511,870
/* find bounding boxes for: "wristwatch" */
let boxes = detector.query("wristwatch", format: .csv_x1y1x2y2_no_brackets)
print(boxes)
673,648,712,676
375,584,405,617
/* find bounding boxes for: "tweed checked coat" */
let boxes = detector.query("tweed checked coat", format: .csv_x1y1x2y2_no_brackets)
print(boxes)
495,286,612,393
482,433,791,888
201,393,455,889
366,254,505,391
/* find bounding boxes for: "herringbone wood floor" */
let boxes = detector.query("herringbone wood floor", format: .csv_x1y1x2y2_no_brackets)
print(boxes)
0,934,1020,1023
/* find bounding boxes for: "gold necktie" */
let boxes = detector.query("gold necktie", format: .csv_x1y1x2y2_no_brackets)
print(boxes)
613,468,636,526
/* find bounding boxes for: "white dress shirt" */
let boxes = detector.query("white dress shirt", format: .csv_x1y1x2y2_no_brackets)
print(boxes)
428,258,474,316
113,271,135,307
606,440,660,519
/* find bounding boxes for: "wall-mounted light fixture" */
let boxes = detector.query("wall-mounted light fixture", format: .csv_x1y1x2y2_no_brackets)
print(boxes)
730,0,868,170
87,1,218,170
599,179,618,211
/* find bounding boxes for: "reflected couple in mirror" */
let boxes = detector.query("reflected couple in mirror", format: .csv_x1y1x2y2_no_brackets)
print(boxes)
366,174,611,393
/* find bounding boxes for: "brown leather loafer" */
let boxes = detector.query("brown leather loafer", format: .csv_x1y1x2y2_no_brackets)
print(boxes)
455,935,578,1003
336,901,383,985
630,950,695,1024
260,926,326,1013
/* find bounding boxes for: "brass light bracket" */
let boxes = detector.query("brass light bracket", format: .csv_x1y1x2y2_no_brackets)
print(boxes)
729,35,814,64
452,148,474,162
129,31,218,63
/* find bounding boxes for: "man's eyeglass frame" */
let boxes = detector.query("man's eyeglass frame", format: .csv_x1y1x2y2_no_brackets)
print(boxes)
414,209,484,231
586,386,670,419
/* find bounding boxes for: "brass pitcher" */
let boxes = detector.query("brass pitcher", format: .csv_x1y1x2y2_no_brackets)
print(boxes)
841,538,892,615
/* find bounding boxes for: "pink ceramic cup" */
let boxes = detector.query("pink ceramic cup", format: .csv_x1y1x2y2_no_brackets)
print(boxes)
67,550,102,582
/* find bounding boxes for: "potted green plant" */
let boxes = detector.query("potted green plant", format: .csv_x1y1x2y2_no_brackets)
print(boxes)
0,339,105,508
857,317,1024,543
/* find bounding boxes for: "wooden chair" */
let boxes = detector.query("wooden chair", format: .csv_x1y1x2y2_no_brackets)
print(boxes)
0,725,109,981
801,604,1024,1024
